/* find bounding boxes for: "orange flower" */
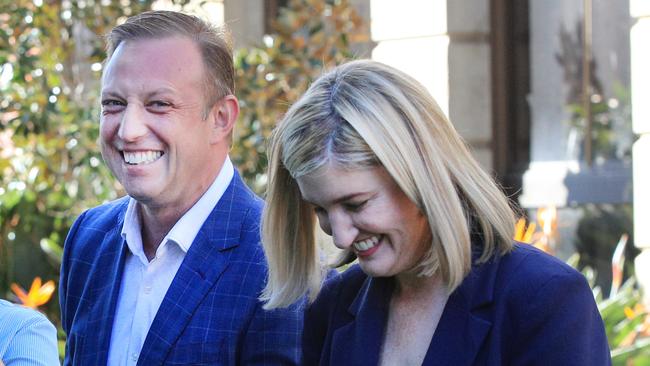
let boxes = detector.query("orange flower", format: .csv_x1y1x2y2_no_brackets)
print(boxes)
537,206,557,237
10,277,56,309
514,218,536,244
624,304,645,320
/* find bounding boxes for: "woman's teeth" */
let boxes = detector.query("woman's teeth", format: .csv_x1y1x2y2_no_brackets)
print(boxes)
353,235,380,251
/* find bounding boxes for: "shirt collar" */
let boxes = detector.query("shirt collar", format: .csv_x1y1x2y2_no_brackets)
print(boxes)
121,156,234,261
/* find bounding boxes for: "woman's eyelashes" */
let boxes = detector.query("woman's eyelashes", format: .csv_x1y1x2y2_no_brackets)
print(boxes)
343,200,368,212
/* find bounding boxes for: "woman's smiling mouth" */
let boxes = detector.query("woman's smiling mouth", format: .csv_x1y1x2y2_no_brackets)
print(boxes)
353,235,382,257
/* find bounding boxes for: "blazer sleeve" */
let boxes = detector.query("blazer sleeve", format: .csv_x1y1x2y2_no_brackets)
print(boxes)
240,299,305,365
237,202,305,365
509,268,611,365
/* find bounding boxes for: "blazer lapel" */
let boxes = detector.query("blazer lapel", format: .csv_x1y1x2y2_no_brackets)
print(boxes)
330,276,393,366
137,173,251,365
423,253,501,365
329,247,501,366
83,218,129,364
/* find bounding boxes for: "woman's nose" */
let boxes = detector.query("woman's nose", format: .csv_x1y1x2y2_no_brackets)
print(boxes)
329,212,358,250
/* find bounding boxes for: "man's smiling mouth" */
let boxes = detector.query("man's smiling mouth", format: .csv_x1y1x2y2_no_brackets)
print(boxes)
122,150,164,165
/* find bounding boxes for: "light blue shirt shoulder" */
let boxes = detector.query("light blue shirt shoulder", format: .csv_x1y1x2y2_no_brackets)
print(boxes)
0,299,59,366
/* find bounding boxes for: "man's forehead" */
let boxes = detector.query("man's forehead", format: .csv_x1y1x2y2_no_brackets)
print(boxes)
103,36,203,78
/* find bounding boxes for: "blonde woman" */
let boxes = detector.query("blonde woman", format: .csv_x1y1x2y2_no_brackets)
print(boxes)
262,60,610,365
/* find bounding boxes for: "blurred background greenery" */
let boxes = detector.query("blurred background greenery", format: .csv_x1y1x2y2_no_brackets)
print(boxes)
1,0,648,363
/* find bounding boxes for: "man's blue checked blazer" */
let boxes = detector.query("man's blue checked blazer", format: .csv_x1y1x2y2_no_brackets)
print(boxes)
60,171,303,365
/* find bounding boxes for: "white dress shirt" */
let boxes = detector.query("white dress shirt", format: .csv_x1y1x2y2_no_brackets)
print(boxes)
107,157,234,366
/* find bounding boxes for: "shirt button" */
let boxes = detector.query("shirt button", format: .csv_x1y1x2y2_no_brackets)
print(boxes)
143,286,152,294
131,353,138,362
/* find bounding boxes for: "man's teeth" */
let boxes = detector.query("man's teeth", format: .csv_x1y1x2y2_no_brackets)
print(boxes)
124,151,162,165
353,236,380,251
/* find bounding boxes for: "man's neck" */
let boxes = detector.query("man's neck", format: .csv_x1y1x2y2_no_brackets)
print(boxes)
138,204,186,261
134,156,229,260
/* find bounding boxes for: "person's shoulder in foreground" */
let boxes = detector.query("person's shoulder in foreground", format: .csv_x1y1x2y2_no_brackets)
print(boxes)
307,244,611,365
0,299,60,366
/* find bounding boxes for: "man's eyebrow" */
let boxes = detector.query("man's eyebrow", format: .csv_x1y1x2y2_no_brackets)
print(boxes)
100,87,178,99
144,87,177,98
100,90,121,99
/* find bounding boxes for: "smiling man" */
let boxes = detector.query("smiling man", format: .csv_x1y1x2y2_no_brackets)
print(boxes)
59,11,302,365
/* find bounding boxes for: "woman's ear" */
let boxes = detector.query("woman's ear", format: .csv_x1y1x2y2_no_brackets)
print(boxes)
208,94,239,144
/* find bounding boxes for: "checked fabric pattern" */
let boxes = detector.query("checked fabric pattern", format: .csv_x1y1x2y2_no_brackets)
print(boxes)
60,171,303,365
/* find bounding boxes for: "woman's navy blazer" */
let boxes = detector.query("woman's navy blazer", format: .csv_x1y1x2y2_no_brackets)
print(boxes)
304,244,611,365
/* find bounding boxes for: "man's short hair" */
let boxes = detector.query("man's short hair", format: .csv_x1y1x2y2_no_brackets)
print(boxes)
106,10,234,111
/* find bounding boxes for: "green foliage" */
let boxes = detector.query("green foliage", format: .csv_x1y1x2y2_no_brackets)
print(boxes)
232,0,366,193
567,254,650,364
603,280,650,365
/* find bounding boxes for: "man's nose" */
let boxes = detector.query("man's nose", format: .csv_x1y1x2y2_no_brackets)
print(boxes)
118,105,148,141
329,212,358,250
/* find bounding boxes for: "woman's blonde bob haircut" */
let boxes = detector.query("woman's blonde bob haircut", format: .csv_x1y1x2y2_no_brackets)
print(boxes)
261,60,516,309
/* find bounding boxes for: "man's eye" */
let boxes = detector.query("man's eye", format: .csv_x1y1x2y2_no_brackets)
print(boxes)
148,101,172,109
101,99,124,106
101,99,125,113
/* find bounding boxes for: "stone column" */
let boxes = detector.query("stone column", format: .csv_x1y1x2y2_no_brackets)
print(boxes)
369,0,493,169
631,0,650,302
223,0,264,48
446,0,493,169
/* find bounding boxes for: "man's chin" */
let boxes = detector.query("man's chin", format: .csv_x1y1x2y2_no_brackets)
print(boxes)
123,186,157,204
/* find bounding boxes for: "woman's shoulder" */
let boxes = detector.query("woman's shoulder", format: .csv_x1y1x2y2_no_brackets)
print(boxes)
498,243,585,283
478,245,609,364
488,243,594,307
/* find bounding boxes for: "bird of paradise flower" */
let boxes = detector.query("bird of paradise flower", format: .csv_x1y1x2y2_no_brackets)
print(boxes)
513,206,557,254
10,277,55,309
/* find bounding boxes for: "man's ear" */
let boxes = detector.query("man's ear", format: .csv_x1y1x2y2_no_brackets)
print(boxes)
208,94,239,144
